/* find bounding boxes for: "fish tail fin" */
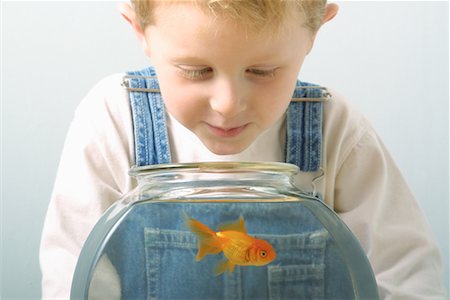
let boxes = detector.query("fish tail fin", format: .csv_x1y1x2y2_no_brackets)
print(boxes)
184,214,222,261
214,259,235,276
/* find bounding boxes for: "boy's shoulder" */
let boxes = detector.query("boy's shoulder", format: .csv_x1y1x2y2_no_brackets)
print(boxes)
72,73,133,139
323,88,366,124
321,88,373,154
84,73,128,102
76,73,129,116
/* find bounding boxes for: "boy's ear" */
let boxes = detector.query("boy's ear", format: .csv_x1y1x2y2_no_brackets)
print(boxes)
322,3,339,25
117,3,150,55
307,3,339,54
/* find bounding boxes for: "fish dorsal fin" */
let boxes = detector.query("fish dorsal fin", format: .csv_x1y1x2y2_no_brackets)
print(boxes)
218,216,247,233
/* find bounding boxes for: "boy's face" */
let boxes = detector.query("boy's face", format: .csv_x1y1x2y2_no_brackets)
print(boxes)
143,4,315,155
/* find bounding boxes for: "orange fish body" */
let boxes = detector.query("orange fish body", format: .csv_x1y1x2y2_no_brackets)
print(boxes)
185,216,276,275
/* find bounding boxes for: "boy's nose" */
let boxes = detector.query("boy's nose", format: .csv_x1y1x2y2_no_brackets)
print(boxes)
209,78,247,118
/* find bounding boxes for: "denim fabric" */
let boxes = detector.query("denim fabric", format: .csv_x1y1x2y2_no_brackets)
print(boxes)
99,67,364,299
103,202,355,300
286,83,324,172
125,66,323,171
126,67,171,165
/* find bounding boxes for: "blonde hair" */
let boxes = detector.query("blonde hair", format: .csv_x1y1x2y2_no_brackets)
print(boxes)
131,0,327,33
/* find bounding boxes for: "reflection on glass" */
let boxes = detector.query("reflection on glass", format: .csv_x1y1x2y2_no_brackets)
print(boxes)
72,162,379,300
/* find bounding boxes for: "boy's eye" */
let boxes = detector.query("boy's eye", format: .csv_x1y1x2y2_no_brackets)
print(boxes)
246,68,277,78
177,66,212,81
176,66,278,80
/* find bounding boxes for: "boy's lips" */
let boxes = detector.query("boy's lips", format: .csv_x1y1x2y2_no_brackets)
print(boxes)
206,123,248,138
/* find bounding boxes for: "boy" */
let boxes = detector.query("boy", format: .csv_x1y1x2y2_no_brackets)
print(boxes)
40,1,446,299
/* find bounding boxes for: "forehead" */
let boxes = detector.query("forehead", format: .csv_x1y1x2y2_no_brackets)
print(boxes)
150,1,306,37
146,3,312,64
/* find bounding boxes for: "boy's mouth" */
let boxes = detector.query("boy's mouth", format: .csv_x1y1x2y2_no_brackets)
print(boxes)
207,123,248,138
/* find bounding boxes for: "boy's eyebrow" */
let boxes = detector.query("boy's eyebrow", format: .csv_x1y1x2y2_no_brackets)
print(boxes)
168,53,288,66
168,56,208,63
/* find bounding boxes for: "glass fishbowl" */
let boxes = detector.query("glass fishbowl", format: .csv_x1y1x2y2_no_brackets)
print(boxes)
71,162,379,300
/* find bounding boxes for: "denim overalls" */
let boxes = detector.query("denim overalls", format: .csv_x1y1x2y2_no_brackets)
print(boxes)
124,67,324,172
103,66,357,299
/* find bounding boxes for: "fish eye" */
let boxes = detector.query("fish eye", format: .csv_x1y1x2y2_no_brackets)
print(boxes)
260,250,267,257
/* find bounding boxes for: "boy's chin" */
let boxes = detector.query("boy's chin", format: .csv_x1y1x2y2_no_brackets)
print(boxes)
203,140,252,156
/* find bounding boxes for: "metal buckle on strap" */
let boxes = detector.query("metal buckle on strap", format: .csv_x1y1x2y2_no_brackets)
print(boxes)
122,75,331,102
291,86,331,102
121,75,160,92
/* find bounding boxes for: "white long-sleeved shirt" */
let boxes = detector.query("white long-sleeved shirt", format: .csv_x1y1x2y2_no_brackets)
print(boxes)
40,73,447,299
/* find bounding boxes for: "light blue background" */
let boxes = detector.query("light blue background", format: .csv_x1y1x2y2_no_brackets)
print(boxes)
1,1,448,299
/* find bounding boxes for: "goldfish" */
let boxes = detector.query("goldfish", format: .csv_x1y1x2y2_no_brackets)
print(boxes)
184,215,276,275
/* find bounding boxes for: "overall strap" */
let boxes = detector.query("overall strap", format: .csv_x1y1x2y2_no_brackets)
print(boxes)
286,81,330,172
122,66,330,172
122,67,171,166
